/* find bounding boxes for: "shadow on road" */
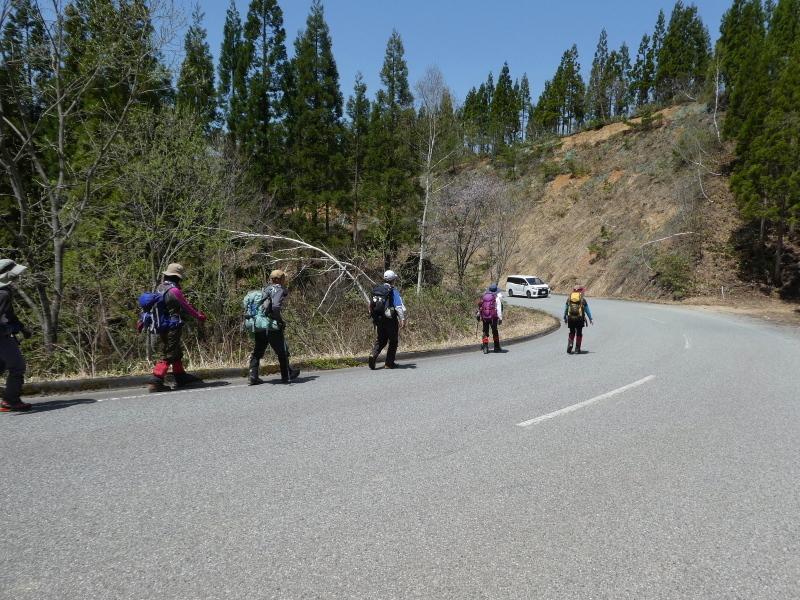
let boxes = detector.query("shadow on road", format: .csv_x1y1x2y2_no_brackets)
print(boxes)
267,375,319,385
170,380,231,390
12,399,99,414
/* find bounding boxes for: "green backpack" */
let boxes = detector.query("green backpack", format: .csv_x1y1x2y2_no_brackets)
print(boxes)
242,286,279,332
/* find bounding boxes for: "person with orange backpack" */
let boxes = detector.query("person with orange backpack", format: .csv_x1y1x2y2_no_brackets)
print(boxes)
478,284,504,354
563,286,594,355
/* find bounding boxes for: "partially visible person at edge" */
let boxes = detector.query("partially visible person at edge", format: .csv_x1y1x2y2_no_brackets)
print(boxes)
247,269,300,385
0,259,33,411
479,283,504,354
368,270,407,370
563,286,594,355
148,263,207,392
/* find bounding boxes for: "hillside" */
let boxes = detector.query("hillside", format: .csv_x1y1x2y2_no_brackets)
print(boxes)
499,103,800,323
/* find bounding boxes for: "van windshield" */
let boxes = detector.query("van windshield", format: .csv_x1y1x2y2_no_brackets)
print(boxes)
526,277,542,285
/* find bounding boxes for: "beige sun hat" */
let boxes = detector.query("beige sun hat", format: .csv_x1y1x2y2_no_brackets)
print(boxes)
269,269,286,280
163,263,185,279
0,259,27,287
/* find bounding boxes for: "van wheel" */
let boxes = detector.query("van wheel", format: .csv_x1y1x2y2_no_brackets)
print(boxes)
526,291,531,298
508,289,514,297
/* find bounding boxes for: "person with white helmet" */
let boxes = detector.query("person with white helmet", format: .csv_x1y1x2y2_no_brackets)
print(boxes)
367,270,407,370
0,259,33,411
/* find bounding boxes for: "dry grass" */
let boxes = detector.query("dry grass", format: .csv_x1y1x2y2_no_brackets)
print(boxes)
24,290,558,382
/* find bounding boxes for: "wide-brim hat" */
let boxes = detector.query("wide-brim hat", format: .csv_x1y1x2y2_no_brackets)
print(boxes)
488,284,499,292
270,269,286,280
163,263,185,279
0,259,27,278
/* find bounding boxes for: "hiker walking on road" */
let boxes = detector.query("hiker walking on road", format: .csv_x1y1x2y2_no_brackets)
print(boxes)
148,263,207,392
478,284,504,354
0,260,33,411
564,286,594,355
247,270,300,385
368,270,407,370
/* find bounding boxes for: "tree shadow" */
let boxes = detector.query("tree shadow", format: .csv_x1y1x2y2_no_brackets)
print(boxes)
729,222,800,302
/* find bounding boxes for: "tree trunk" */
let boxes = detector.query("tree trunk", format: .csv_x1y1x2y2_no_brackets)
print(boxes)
773,195,786,287
416,173,431,296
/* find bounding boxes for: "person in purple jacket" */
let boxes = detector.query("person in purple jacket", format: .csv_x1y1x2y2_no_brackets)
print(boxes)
148,263,207,392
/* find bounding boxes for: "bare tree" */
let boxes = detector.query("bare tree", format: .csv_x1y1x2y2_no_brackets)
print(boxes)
432,172,507,287
412,64,462,295
484,184,521,285
0,0,181,349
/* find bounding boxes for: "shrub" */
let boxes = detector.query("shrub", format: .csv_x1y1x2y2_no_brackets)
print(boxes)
652,251,694,299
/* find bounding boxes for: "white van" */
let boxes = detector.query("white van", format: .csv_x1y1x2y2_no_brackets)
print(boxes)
505,275,550,298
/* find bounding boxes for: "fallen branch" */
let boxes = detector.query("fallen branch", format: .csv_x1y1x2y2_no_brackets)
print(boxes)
640,232,698,247
217,229,372,303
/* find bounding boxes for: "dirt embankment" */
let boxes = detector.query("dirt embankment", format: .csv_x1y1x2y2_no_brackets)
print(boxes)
503,103,800,326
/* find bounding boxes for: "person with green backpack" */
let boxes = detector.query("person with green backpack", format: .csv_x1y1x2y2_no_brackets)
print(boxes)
563,286,594,355
245,269,300,385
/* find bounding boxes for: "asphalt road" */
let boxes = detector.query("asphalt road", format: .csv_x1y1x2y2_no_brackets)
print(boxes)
2,294,800,599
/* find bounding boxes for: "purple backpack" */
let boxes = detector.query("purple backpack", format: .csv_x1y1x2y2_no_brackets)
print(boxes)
479,292,498,321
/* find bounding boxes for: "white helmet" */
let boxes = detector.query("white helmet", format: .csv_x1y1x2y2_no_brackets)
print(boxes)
383,270,397,282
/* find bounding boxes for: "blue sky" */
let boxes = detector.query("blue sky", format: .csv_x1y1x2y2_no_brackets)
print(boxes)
179,0,734,107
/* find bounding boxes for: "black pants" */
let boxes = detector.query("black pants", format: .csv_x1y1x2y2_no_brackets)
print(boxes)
0,335,25,402
249,329,291,381
567,318,586,338
372,318,399,363
482,319,499,340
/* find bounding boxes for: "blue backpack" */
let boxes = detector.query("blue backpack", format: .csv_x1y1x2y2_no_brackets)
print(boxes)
138,284,181,334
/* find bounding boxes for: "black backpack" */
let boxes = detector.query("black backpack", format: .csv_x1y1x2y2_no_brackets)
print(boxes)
369,283,395,321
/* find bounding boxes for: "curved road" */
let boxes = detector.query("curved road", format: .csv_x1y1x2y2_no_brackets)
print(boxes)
2,294,800,599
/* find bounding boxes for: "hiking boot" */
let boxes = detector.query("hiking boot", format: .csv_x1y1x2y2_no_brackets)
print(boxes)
248,376,264,386
281,368,300,383
0,399,32,412
567,342,573,354
148,381,171,393
574,346,581,355
493,344,501,353
174,372,204,388
368,354,377,370
482,343,489,354
384,362,399,369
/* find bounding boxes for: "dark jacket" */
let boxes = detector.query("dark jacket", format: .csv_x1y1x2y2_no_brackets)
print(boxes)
0,287,23,334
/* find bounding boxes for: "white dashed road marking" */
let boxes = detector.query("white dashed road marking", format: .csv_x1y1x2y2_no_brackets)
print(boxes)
517,375,657,427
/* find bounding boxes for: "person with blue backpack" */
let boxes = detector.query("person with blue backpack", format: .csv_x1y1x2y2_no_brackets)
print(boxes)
246,269,300,385
478,283,504,354
147,263,207,392
367,270,407,370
